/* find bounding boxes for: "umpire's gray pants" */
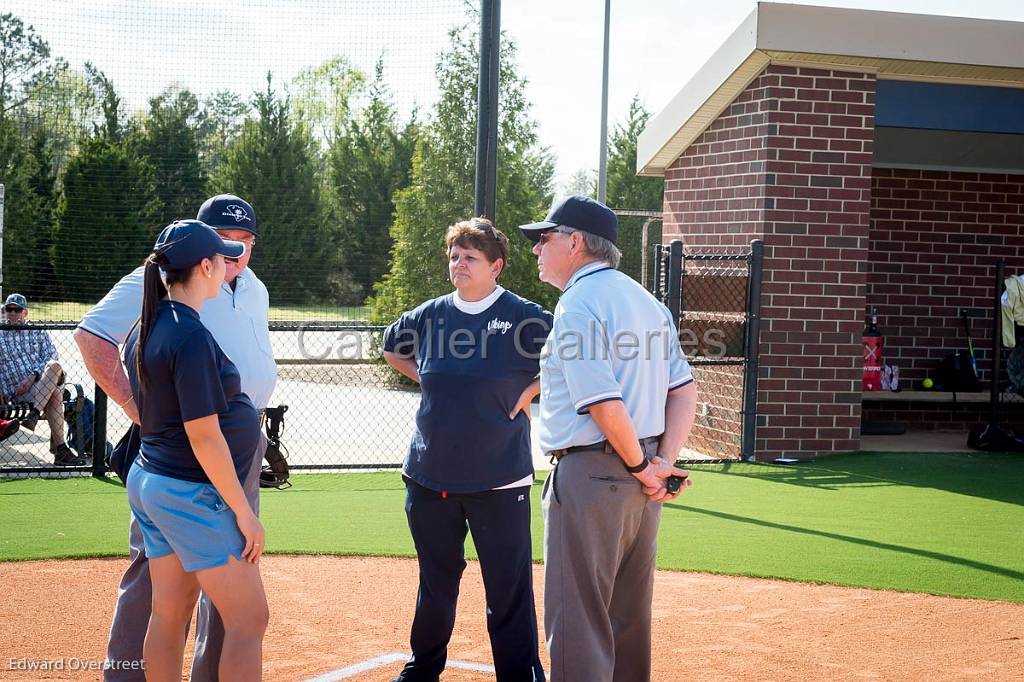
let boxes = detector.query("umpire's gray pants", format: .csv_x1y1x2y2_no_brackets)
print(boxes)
542,441,662,682
103,434,267,682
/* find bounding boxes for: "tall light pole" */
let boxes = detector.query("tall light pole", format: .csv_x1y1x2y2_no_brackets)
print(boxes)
475,0,500,220
597,0,611,203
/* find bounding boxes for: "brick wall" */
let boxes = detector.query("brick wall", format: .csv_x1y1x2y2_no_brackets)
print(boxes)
663,68,771,248
663,64,876,460
868,168,1024,386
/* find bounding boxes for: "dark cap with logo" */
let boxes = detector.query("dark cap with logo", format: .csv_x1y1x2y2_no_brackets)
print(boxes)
4,293,28,310
197,194,258,235
518,195,618,245
154,220,246,270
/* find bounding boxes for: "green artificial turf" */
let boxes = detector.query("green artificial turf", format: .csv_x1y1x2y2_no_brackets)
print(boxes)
2,452,1022,602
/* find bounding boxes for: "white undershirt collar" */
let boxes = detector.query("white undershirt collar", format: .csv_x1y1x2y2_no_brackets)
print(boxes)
452,285,505,314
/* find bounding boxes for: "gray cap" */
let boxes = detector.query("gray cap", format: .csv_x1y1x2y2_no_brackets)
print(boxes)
4,293,28,310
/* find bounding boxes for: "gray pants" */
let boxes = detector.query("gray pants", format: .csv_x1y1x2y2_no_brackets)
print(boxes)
542,441,662,682
104,435,267,682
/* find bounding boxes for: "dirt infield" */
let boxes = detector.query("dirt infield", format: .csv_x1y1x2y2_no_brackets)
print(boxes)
2,555,1022,681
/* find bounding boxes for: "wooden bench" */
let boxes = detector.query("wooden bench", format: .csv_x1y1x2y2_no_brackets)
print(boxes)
861,390,1002,403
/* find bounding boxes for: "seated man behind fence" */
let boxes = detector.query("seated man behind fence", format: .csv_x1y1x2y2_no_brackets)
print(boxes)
0,293,87,466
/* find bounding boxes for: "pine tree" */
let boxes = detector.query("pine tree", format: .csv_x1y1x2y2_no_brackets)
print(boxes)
369,21,556,323
605,96,664,285
0,13,58,300
197,90,249,178
0,117,46,298
26,127,59,298
51,69,161,303
606,96,663,210
213,74,332,305
137,87,207,224
328,59,416,302
0,13,52,127
51,136,161,302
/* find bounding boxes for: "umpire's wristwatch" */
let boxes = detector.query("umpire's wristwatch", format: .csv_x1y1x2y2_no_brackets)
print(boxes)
624,457,649,474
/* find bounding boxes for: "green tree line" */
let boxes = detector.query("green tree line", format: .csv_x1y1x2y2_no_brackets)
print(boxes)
0,11,662,318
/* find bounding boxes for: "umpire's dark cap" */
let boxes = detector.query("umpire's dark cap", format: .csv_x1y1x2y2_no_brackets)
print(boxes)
518,195,618,245
197,194,258,235
154,220,246,270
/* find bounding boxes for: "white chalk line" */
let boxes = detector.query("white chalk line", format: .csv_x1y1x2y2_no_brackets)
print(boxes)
306,651,496,681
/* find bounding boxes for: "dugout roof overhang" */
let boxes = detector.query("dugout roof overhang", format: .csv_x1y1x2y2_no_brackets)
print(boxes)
637,2,1024,177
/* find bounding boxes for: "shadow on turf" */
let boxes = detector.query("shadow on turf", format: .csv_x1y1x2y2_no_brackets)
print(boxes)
664,502,1024,584
703,452,1024,506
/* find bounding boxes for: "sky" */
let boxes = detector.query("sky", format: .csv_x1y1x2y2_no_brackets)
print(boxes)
6,0,1024,191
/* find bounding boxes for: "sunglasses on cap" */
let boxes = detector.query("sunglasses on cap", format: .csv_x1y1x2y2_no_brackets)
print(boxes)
473,222,501,241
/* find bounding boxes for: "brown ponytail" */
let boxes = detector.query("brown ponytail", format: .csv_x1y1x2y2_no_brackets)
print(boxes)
133,253,188,404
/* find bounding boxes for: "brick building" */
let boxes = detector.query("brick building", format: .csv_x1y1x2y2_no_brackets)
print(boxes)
637,3,1024,460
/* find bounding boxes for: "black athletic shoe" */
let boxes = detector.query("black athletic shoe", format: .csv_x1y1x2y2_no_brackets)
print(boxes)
52,443,88,466
20,409,40,432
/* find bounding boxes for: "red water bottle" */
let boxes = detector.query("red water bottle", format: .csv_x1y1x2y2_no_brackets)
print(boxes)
862,307,883,391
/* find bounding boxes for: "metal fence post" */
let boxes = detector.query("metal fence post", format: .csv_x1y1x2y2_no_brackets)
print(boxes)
666,240,683,322
92,387,108,478
741,239,764,462
989,259,1006,429
0,183,5,301
474,0,500,220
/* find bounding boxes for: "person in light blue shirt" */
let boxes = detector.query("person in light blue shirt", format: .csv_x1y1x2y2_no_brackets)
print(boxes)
74,194,276,682
519,195,698,682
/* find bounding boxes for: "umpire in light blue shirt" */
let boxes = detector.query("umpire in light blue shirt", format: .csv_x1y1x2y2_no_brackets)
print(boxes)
74,195,276,682
519,196,699,682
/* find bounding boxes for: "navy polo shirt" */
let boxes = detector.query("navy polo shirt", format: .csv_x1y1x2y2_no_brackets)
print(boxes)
383,288,553,493
125,300,260,484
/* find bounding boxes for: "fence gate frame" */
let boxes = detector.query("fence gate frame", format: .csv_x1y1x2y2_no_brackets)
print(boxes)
653,239,764,462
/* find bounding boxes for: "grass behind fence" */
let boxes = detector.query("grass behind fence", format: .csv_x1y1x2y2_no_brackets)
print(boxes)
1,452,1022,602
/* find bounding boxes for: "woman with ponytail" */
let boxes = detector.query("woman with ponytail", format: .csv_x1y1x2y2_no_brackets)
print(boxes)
123,219,268,681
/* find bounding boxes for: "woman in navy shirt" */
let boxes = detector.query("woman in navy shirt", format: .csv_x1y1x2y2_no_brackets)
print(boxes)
123,220,267,680
383,218,552,682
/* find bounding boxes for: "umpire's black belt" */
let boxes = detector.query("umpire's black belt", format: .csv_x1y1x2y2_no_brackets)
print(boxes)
547,435,661,462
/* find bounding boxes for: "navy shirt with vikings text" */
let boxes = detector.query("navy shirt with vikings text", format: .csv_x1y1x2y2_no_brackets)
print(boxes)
383,289,553,493
125,300,260,484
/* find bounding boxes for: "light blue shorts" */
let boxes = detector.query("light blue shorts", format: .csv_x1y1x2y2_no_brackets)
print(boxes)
126,465,245,572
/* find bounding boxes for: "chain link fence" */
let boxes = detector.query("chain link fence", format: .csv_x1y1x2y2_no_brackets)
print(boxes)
613,209,663,291
1,240,762,478
653,239,764,463
0,322,417,478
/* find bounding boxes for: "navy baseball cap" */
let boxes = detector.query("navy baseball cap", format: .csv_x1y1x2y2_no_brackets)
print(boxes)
197,194,258,235
154,220,246,270
519,195,618,245
4,293,28,310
